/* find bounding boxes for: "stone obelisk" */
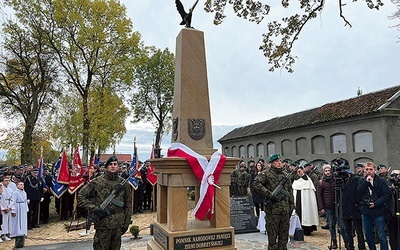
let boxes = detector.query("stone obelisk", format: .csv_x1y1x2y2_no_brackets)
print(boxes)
171,28,215,155
147,28,237,250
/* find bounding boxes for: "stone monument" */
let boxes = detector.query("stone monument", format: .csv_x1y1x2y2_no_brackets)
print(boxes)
146,27,239,250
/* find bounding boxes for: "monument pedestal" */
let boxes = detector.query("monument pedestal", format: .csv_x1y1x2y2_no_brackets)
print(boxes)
147,157,238,250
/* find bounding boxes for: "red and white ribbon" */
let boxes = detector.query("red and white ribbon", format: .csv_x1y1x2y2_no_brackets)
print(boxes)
167,143,226,221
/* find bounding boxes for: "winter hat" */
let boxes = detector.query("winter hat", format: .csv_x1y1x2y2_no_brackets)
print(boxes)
322,164,331,171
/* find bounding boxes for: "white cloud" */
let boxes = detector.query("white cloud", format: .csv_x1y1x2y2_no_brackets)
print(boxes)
115,0,399,157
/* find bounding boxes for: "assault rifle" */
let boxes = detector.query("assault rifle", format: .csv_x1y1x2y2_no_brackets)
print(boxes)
91,163,143,225
266,162,304,206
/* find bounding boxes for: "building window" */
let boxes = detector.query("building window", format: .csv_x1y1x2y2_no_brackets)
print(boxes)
267,142,276,157
224,147,230,156
239,145,245,158
247,144,255,158
331,133,347,153
295,137,307,155
256,143,264,158
353,131,373,153
281,139,292,156
312,135,325,154
232,146,238,157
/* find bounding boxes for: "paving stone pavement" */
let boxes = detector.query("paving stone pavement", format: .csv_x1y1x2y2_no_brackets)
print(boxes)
19,232,324,250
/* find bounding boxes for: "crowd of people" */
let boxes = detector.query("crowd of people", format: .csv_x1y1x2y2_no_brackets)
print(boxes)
0,165,52,243
0,156,155,247
231,155,399,250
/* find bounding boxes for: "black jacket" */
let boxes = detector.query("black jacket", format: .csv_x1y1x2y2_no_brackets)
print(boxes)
341,173,362,219
356,174,391,216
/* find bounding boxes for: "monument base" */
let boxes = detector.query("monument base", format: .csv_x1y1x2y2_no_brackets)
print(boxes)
147,220,237,250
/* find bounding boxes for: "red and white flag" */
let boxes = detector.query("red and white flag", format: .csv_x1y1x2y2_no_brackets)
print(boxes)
167,143,226,221
68,146,86,194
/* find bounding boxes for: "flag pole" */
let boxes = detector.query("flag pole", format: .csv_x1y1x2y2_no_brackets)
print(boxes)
38,146,43,226
131,136,136,215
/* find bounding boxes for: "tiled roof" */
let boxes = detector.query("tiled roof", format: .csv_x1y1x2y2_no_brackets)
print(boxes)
219,85,400,142
100,154,132,163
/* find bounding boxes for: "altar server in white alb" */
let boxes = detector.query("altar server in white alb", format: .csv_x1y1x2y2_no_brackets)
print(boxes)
0,176,15,241
10,181,29,238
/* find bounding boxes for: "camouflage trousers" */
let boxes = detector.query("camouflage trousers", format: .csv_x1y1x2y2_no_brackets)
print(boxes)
265,213,290,250
93,227,122,250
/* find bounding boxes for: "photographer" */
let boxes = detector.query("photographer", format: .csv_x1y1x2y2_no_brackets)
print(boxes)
387,169,400,250
356,162,391,250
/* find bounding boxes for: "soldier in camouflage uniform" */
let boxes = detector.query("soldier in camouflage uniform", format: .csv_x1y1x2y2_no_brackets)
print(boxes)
253,154,294,250
78,155,132,250
230,168,238,196
237,162,249,196
304,161,319,188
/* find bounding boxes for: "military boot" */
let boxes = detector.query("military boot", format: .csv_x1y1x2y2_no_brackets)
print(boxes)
331,239,338,249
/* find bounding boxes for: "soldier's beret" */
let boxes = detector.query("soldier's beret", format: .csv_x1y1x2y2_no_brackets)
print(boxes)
355,163,364,168
377,164,387,170
268,154,281,163
105,155,118,168
305,161,313,167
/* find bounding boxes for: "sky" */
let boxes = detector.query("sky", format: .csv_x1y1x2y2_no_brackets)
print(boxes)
113,0,400,160
1,1,400,162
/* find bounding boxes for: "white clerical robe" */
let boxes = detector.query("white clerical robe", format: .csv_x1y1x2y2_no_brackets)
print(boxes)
10,189,29,237
0,185,15,235
292,176,319,227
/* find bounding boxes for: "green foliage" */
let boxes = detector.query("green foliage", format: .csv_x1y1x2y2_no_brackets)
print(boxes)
88,86,129,152
0,2,60,163
131,47,174,148
205,0,384,72
129,225,140,237
3,0,144,163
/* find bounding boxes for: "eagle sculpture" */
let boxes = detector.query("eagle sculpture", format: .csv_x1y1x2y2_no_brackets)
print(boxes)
175,0,199,28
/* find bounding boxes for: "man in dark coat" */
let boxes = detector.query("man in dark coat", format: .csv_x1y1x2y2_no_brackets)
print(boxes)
386,169,400,250
24,168,44,229
356,162,390,250
340,170,366,250
78,155,132,250
40,167,53,224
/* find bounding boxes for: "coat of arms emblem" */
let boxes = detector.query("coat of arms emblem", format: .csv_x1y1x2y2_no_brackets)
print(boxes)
188,118,205,140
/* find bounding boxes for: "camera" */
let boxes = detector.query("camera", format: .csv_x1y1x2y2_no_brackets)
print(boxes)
331,158,350,186
389,173,400,187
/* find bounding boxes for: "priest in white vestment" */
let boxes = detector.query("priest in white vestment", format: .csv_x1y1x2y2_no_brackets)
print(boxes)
292,166,319,236
11,182,29,238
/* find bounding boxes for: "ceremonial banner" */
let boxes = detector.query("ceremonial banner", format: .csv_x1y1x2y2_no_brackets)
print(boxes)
68,146,86,194
50,152,68,198
57,150,70,184
167,143,226,221
37,149,47,188
147,144,157,186
128,144,140,189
